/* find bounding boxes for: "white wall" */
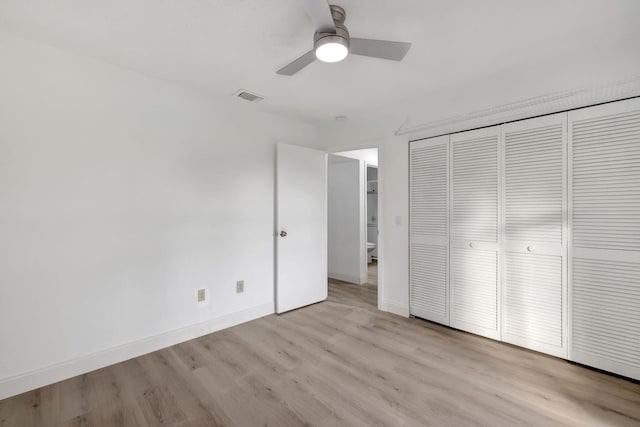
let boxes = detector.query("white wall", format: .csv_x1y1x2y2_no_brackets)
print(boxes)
327,155,365,284
378,138,409,315
0,31,320,399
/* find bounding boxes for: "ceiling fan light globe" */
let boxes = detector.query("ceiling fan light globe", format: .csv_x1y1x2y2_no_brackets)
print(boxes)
315,36,349,63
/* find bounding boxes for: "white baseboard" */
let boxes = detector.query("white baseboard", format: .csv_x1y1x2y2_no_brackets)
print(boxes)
328,271,365,285
0,302,274,400
381,299,409,317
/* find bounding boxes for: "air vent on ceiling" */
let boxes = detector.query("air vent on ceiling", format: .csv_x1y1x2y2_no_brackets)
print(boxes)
234,89,265,103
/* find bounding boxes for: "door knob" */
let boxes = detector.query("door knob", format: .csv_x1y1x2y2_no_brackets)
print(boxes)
280,231,287,237
469,242,475,248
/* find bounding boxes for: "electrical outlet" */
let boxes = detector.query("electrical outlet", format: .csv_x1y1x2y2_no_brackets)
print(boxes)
236,280,244,294
197,289,206,302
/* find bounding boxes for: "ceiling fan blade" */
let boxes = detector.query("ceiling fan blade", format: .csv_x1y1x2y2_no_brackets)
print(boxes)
276,50,317,76
349,38,412,61
303,0,336,33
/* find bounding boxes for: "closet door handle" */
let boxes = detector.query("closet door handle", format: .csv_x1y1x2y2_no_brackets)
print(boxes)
526,245,534,252
469,242,475,249
280,231,287,237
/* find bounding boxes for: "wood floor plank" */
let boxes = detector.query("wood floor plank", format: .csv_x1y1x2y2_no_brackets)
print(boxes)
139,350,226,426
2,264,639,426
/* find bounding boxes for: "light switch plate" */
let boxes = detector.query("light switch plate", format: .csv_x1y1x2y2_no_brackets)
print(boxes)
236,280,244,293
197,289,206,302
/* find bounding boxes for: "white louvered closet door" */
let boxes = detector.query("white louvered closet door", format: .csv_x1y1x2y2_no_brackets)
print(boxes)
569,98,640,380
410,136,450,325
450,127,501,339
502,113,568,358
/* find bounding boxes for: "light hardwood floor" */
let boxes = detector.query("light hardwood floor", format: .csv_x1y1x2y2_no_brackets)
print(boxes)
2,267,639,426
327,263,378,311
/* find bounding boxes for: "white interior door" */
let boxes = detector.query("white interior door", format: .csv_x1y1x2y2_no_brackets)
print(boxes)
276,143,328,314
502,113,568,358
450,126,501,340
568,98,640,380
410,135,450,325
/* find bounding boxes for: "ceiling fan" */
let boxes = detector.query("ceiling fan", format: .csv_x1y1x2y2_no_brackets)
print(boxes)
276,0,412,76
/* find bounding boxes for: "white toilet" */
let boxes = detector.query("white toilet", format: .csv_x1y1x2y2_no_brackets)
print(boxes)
367,242,376,263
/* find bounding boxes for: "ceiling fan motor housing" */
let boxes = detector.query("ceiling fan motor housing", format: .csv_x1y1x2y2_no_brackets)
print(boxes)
314,22,350,52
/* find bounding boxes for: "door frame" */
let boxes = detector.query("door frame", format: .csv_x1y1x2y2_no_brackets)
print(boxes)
364,162,379,274
325,143,384,310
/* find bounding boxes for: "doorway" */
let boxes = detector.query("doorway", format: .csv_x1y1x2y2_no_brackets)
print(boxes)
327,148,379,309
366,163,378,287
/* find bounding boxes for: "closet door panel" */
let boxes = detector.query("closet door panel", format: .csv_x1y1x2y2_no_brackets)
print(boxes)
450,127,500,340
572,255,640,377
411,243,448,322
503,252,564,354
410,136,449,325
451,247,498,336
569,97,640,380
502,114,567,358
450,133,499,245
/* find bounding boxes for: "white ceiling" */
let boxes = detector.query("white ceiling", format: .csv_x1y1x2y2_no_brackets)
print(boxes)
1,0,639,126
